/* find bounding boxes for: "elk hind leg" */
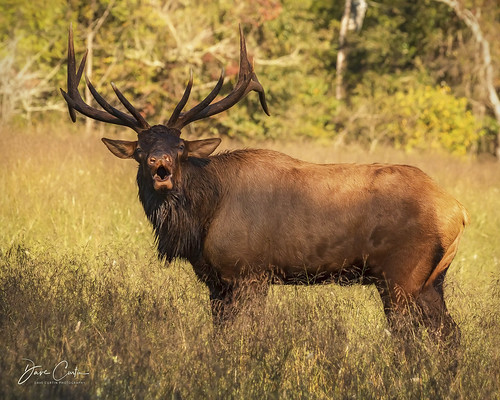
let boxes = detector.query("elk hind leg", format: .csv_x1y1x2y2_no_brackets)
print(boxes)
417,272,460,344
417,279,459,342
208,275,270,329
377,283,421,339
417,227,464,343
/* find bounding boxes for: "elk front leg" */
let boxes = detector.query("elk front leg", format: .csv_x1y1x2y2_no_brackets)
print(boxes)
208,279,271,327
208,280,236,327
207,277,271,330
190,259,236,327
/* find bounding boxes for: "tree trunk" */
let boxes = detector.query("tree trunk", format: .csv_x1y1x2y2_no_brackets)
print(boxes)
435,0,500,158
336,0,352,101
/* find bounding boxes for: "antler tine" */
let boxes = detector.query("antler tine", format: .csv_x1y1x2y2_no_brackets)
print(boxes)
166,69,225,131
165,25,269,131
60,24,150,133
166,69,194,129
64,24,80,123
111,82,150,130
243,71,269,116
84,76,146,127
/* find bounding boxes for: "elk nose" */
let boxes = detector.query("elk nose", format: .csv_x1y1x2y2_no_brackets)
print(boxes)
148,154,172,166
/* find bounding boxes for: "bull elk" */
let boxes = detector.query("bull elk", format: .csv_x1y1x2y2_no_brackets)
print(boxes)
61,26,468,339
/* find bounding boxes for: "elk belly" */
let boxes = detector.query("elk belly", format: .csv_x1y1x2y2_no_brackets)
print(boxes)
203,209,375,284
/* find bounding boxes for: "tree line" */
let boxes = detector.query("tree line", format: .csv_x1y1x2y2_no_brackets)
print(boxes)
0,0,498,156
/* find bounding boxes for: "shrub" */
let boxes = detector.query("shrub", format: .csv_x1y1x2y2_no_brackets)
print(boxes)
385,84,484,154
340,78,485,155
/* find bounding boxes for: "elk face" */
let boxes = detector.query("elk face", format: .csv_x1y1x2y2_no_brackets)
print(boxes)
101,125,221,192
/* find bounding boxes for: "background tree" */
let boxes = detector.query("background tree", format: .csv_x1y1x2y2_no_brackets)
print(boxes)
336,0,367,100
0,0,498,156
434,0,500,158
336,0,351,101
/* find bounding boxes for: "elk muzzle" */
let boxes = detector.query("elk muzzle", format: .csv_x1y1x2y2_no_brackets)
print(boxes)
148,154,174,191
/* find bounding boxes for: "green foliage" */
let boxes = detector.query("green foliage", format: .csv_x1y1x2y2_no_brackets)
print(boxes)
344,79,484,154
387,85,484,154
0,0,498,154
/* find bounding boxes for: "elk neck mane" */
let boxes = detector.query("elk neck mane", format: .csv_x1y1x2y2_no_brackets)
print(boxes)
136,156,222,263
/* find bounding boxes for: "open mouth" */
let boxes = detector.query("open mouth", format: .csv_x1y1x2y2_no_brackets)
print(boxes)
153,166,173,190
156,166,171,180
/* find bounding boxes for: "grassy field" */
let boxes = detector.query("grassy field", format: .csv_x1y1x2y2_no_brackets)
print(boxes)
1,124,499,399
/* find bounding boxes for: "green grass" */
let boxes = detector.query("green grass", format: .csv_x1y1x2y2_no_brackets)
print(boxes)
1,125,499,399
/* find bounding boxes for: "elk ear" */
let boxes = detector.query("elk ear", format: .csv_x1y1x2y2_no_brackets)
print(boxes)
101,138,138,159
186,138,221,158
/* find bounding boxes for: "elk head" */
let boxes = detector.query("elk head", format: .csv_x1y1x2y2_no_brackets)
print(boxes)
60,25,269,192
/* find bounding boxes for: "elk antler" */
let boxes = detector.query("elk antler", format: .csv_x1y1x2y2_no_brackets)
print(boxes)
165,25,270,131
61,25,269,134
60,25,150,133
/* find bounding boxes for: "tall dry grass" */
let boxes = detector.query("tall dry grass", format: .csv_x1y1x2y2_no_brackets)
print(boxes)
0,124,499,399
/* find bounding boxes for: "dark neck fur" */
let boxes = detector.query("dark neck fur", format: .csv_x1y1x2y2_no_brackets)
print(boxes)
137,157,221,263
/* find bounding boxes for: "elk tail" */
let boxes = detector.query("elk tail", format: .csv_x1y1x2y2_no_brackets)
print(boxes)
423,203,469,290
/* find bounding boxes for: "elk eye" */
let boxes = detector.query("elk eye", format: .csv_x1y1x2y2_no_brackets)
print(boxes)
178,144,185,151
134,148,144,158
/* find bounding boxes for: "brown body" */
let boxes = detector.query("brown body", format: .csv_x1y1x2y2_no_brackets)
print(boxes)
203,150,467,290
61,26,468,338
